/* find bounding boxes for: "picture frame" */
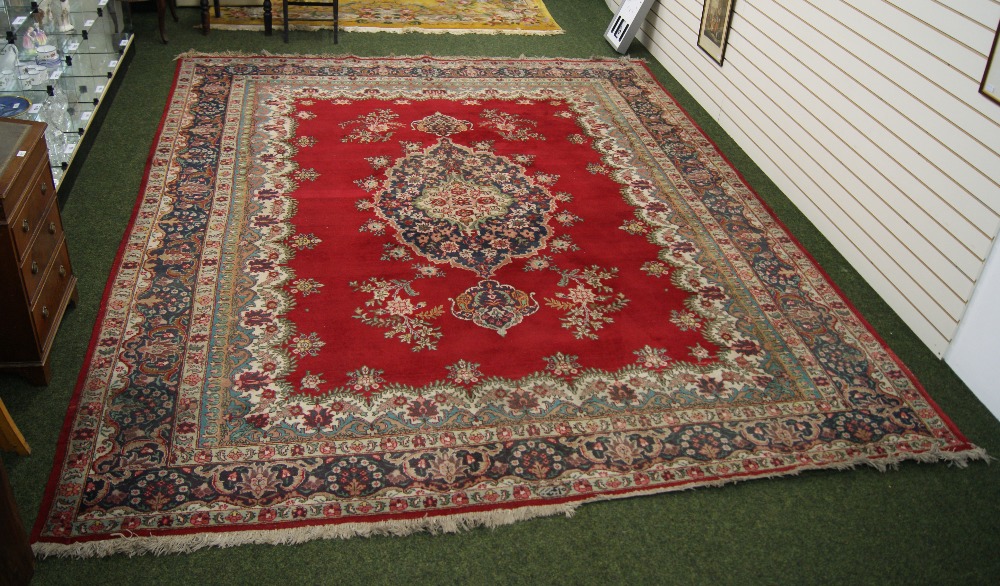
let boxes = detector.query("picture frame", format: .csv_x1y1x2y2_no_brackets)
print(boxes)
980,20,1000,106
698,0,737,66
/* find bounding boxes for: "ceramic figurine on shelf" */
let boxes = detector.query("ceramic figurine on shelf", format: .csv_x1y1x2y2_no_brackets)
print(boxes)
0,44,17,73
58,0,74,32
20,26,47,58
37,0,51,31
32,2,45,28
21,28,36,58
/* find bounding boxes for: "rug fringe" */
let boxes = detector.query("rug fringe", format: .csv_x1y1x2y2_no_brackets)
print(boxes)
174,49,261,60
32,444,987,559
32,501,580,559
172,52,639,63
343,26,563,36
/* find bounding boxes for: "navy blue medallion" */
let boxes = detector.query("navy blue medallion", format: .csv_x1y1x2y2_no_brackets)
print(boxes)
374,114,556,335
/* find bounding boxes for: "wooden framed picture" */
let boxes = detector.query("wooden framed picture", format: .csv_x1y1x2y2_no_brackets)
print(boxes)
698,0,737,66
980,20,1000,105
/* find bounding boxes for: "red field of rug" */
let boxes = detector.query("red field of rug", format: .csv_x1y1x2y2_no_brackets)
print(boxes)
32,55,985,557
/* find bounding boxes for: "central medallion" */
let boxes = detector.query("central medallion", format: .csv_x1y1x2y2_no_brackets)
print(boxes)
376,138,556,278
414,174,515,233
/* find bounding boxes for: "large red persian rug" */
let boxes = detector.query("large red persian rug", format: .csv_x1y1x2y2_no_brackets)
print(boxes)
33,55,984,557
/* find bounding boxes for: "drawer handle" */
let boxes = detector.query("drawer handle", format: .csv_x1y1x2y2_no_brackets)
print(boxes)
41,306,49,319
59,265,67,278
22,219,29,232
31,261,38,275
49,222,57,234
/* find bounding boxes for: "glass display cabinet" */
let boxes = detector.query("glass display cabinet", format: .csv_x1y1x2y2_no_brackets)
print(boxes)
1,0,133,192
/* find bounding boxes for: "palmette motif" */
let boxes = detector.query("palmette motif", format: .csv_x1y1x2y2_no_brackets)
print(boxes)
34,56,982,556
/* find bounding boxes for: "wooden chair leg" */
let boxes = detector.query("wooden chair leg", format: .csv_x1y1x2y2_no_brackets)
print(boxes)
155,0,167,43
283,0,290,42
201,0,211,35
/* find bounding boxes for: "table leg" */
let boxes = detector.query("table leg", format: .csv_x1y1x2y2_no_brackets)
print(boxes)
264,0,273,36
201,0,210,35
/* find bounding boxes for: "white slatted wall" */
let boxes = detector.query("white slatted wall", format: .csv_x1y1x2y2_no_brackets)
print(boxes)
606,0,1000,357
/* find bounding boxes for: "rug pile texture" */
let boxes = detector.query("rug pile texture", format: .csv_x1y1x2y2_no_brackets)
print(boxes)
32,55,984,557
212,0,563,35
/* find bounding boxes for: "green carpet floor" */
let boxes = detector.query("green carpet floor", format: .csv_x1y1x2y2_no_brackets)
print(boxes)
3,1,999,583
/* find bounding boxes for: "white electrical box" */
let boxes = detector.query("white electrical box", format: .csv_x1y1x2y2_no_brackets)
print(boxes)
605,0,656,54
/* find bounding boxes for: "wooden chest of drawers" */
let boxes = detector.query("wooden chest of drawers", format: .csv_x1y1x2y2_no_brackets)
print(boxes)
0,119,78,385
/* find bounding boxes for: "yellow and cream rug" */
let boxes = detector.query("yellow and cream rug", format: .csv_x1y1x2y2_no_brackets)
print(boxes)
212,0,563,35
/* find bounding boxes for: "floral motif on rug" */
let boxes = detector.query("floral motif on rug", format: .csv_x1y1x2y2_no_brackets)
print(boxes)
212,0,563,35
32,55,984,557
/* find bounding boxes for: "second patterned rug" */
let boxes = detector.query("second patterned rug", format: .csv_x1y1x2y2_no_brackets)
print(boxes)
212,0,563,35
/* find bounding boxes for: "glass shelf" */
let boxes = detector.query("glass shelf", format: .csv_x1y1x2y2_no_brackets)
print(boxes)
1,0,133,190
